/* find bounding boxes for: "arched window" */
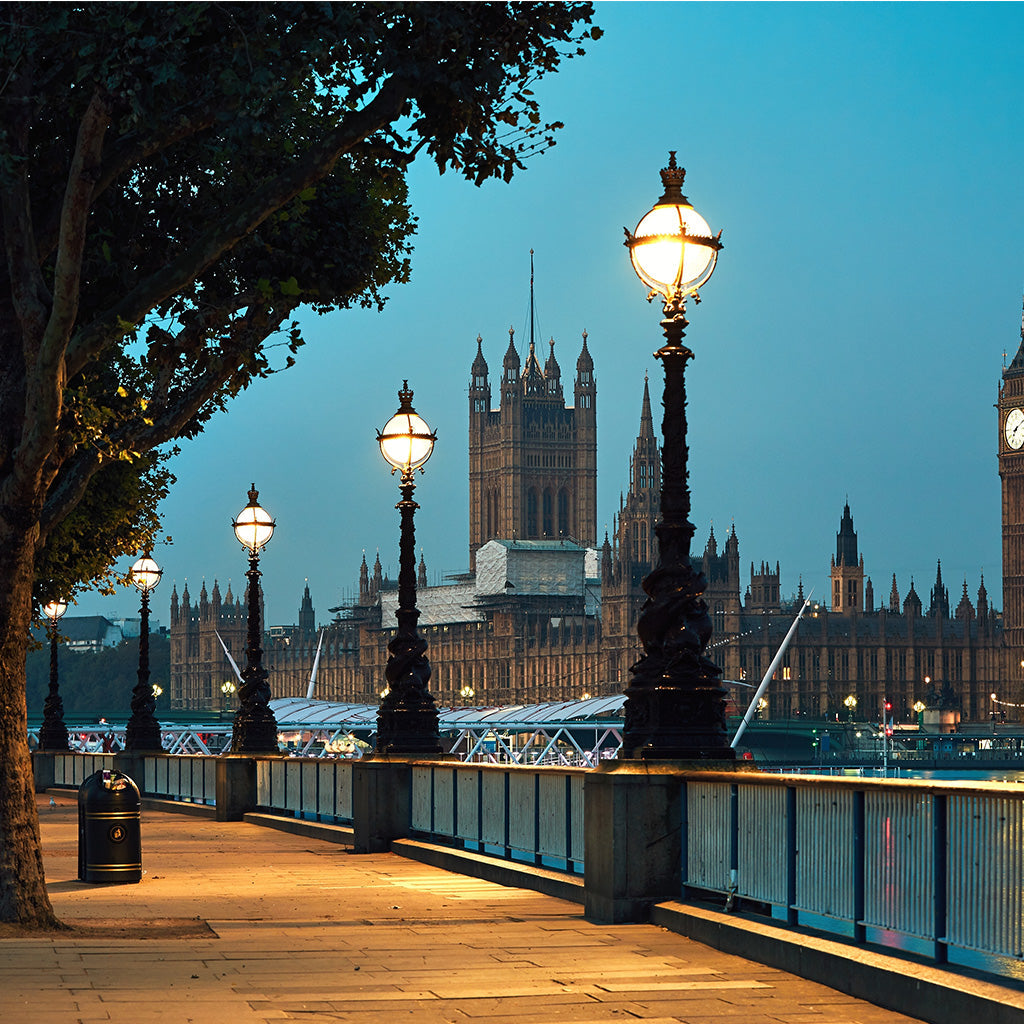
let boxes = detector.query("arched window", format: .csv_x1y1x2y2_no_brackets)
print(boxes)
542,489,553,537
527,489,538,537
557,490,569,537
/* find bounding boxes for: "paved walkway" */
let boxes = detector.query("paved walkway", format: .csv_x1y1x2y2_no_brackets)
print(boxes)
1,794,925,1024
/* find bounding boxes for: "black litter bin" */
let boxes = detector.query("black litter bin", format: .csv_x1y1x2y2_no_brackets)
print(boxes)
78,769,142,883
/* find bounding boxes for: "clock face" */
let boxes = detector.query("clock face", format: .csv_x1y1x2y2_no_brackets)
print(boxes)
1007,408,1024,450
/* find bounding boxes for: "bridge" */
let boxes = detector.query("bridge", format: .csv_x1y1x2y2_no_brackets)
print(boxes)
34,696,1024,769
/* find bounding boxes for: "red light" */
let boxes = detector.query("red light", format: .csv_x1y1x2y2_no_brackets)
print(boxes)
884,701,892,711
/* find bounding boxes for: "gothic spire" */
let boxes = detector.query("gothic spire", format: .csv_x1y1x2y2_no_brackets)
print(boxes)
1004,294,1024,378
639,373,654,439
522,339,546,395
836,502,858,567
503,326,520,371
471,334,488,379
576,328,594,373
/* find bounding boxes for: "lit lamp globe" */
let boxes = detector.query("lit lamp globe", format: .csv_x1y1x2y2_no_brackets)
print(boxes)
43,600,67,622
625,151,721,305
129,555,162,593
378,382,436,477
233,485,275,554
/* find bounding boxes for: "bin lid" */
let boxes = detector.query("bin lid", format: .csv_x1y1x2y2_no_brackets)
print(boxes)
78,769,141,808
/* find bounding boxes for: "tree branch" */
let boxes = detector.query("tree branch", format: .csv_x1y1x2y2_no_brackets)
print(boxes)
64,74,410,379
40,88,110,370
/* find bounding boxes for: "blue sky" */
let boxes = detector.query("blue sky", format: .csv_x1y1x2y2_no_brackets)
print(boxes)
78,2,1024,628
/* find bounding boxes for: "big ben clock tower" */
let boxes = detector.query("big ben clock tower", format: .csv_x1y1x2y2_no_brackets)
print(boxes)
999,299,1024,651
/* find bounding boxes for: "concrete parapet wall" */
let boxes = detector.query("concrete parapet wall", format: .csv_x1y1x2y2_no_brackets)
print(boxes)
652,902,1024,1024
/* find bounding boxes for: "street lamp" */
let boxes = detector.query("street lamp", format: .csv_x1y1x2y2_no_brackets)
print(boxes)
844,694,857,723
230,484,278,753
375,382,442,754
38,600,70,751
125,553,163,751
620,152,732,760
460,685,475,704
221,679,236,712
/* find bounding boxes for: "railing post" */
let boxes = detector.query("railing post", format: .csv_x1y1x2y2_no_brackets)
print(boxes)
786,785,798,925
215,755,257,822
477,768,484,848
503,770,511,858
853,787,866,945
680,780,688,894
933,792,948,964
728,784,739,909
352,757,414,853
583,763,684,924
534,772,543,867
565,773,573,867
31,751,56,793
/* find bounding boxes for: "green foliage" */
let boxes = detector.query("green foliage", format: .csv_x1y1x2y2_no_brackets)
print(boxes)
26,634,170,719
33,453,173,607
0,1,599,600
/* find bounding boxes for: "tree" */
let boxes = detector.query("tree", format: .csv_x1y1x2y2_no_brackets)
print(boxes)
26,635,171,719
0,2,600,926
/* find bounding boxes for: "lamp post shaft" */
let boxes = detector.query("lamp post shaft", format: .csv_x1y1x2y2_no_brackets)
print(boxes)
231,552,279,753
125,588,163,751
376,476,441,754
621,305,735,760
38,619,69,751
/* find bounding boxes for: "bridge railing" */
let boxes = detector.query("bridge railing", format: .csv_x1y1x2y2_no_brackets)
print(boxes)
683,773,1024,965
144,755,218,805
51,752,115,786
410,763,585,873
256,757,354,823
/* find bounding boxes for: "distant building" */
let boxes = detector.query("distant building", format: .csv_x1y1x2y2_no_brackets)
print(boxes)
468,321,596,571
36,614,159,652
169,303,1024,722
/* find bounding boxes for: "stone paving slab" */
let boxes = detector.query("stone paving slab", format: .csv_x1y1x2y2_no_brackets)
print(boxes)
0,795,931,1023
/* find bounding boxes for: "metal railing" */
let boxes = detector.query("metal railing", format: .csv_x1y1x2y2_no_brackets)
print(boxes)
256,757,354,823
144,755,218,805
52,752,114,785
410,763,585,873
683,773,1024,965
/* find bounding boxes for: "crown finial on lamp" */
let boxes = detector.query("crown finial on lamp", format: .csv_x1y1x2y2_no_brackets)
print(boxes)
658,150,689,205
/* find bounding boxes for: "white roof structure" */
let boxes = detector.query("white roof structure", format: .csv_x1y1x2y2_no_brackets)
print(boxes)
476,539,587,597
270,693,625,731
379,539,602,628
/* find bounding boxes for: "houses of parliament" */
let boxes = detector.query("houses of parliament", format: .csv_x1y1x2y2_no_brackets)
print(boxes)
169,310,1024,724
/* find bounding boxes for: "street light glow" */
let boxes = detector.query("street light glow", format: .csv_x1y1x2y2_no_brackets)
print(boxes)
232,484,275,554
378,382,436,476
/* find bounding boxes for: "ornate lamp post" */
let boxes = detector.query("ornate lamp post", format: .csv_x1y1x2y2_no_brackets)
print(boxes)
844,694,858,723
38,600,70,751
125,553,163,751
230,484,278,753
375,382,442,754
221,679,237,712
621,152,733,760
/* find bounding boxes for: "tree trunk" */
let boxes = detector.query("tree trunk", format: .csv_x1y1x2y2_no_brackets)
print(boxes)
0,517,62,927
